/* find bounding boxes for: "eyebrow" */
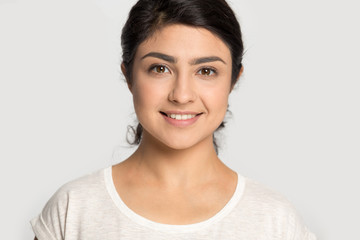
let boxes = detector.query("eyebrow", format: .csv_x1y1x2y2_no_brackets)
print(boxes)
141,52,176,63
141,52,226,65
190,56,226,65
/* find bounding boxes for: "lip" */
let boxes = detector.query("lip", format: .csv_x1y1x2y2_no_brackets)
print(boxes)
161,110,201,115
160,111,202,127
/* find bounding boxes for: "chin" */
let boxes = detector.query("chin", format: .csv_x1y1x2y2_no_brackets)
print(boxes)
141,126,215,151
157,135,213,152
164,142,196,151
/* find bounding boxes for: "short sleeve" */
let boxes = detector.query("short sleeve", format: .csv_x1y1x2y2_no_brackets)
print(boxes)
30,185,70,240
30,213,58,240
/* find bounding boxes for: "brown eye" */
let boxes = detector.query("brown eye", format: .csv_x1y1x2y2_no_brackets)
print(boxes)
152,65,169,73
198,68,215,76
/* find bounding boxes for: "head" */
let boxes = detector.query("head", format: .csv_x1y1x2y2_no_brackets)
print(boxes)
121,0,244,153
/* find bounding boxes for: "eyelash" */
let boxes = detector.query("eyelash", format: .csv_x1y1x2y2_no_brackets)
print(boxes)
149,64,170,74
196,67,217,76
148,64,217,76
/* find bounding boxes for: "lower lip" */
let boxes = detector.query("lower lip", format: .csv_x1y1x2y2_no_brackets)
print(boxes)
161,114,201,127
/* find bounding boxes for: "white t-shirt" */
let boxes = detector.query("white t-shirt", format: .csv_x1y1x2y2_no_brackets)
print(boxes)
31,167,316,239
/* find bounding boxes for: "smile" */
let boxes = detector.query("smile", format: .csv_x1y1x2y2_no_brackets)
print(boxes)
160,111,202,120
160,111,202,127
169,113,196,120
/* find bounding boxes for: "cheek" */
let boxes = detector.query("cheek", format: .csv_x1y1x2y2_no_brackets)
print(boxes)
213,93,229,117
132,85,150,114
202,84,230,112
131,79,166,114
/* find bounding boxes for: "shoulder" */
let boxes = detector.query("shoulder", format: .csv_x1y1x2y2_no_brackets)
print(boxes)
56,168,106,193
242,177,295,210
44,167,111,215
235,177,316,239
45,168,106,205
31,167,111,239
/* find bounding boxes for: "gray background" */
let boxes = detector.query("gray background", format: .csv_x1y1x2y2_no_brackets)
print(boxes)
1,0,359,239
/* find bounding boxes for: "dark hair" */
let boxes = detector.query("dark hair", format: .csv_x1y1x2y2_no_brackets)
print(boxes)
121,0,244,153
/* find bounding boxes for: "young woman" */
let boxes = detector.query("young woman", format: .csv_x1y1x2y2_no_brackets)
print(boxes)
31,0,316,239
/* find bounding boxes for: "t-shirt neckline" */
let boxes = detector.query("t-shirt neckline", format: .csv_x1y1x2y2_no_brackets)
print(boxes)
104,166,245,233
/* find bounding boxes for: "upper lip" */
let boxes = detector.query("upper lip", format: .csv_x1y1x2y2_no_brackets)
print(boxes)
160,111,203,116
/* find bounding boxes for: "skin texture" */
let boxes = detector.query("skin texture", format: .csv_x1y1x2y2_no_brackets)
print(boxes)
114,24,241,224
129,24,234,152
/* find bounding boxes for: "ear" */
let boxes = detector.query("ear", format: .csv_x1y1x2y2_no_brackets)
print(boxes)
230,65,244,92
121,62,133,93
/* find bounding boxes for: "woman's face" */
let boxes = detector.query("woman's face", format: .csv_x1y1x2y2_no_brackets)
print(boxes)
126,24,234,150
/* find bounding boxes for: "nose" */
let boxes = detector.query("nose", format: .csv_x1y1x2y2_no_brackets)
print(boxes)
168,73,197,104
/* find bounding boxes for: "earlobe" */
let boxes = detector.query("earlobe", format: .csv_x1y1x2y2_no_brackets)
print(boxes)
230,65,244,92
121,63,133,93
239,65,244,78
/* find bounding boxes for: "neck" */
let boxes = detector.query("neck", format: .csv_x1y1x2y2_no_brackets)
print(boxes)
128,131,224,188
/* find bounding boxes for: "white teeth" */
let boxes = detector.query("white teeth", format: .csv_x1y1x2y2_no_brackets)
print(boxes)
168,114,196,120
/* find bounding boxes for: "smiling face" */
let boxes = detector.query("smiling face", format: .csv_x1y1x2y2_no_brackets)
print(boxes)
125,24,234,151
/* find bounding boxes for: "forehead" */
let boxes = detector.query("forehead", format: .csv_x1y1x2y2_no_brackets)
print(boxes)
135,24,232,62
